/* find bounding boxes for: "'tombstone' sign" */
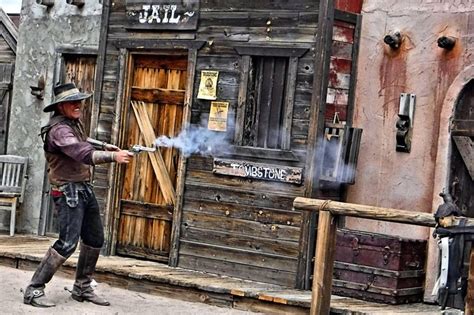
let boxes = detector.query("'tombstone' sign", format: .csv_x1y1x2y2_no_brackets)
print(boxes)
213,158,303,184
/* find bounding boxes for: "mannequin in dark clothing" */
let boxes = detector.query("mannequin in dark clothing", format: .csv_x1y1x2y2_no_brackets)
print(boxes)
23,83,132,307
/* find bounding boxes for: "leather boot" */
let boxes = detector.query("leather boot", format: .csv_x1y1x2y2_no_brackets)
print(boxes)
23,247,66,307
71,243,110,306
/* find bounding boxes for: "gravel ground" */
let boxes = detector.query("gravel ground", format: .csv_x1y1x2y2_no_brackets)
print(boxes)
0,265,255,315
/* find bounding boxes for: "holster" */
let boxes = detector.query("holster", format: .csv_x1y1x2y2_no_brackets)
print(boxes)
58,182,93,208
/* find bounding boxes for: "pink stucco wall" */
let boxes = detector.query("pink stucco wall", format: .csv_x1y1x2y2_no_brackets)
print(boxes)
345,0,473,301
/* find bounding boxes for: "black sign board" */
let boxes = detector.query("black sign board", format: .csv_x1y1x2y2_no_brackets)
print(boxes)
125,0,199,31
213,158,303,184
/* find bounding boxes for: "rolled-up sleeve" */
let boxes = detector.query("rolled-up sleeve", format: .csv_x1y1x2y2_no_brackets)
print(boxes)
49,125,95,165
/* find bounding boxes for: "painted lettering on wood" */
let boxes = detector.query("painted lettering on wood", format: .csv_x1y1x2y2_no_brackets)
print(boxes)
213,158,303,184
126,0,199,30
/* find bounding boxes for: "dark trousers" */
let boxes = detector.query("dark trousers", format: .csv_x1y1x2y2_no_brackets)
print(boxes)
52,183,104,258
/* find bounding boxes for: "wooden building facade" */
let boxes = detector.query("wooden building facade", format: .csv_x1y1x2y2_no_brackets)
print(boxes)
0,9,18,232
0,9,17,155
91,0,362,288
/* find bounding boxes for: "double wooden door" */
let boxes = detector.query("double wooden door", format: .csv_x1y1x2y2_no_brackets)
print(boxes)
448,79,473,309
116,54,187,262
0,63,13,155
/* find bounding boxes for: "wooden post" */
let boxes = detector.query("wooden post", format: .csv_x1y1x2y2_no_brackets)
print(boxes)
466,249,474,315
311,210,338,315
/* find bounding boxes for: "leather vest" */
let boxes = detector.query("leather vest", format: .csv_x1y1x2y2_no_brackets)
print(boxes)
41,116,91,186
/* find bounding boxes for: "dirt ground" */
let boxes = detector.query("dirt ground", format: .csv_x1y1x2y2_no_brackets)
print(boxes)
0,265,256,315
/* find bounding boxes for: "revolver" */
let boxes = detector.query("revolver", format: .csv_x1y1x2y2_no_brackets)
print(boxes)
129,144,156,154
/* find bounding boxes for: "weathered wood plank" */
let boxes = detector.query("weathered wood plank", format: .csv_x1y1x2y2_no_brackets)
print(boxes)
178,254,296,287
180,225,300,257
294,198,437,227
200,0,319,10
179,240,297,272
116,243,169,263
453,136,474,180
184,183,295,209
131,87,185,105
451,119,474,137
181,211,300,242
184,197,302,224
120,200,173,221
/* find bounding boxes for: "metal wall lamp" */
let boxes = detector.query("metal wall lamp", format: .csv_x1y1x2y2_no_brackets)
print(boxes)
383,31,402,49
30,75,45,100
437,36,456,50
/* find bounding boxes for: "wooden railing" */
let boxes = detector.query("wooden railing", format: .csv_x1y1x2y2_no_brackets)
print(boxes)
293,197,474,315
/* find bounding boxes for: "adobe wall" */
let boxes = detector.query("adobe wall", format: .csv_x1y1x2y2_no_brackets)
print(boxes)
346,0,473,300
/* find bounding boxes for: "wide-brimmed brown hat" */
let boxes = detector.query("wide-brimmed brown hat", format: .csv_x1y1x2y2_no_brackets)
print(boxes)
43,82,92,113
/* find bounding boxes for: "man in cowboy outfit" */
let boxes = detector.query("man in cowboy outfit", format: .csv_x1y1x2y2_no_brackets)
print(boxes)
23,82,133,307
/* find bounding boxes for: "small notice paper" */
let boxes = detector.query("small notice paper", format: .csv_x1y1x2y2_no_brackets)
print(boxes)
208,101,229,132
197,70,219,100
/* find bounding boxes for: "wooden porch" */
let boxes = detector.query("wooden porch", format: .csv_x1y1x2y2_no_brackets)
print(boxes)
0,234,455,314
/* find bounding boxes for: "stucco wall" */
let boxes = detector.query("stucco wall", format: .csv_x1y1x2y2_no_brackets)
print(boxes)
346,0,473,301
7,0,102,234
346,0,473,237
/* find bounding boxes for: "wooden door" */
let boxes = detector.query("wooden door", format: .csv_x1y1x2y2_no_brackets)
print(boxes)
116,54,187,263
0,63,13,155
448,79,474,309
62,55,96,135
45,55,96,234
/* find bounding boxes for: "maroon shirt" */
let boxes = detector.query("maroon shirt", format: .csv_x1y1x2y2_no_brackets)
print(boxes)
44,118,95,186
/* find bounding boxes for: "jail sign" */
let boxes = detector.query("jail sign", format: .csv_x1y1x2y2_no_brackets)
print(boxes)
213,158,303,184
126,0,199,30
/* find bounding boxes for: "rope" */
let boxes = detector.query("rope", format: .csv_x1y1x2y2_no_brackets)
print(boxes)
319,200,331,213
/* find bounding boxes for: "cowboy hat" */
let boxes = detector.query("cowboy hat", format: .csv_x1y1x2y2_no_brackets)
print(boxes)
43,82,92,113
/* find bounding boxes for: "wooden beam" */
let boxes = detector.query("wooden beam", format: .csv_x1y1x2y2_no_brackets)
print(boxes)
294,197,474,228
345,13,362,127
294,197,436,227
131,87,185,105
234,55,250,146
310,210,338,315
451,119,474,137
169,48,198,268
453,136,474,180
467,249,474,315
304,0,335,198
131,101,176,205
234,45,309,57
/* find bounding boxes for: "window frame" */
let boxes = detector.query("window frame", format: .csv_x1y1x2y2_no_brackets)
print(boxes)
233,45,308,155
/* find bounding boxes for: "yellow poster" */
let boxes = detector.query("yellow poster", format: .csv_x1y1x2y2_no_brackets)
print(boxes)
197,70,219,100
208,101,229,132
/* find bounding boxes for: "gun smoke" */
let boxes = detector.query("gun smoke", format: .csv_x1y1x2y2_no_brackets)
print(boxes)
155,124,230,157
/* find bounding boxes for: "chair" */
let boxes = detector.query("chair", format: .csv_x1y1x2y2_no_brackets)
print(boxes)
0,155,28,236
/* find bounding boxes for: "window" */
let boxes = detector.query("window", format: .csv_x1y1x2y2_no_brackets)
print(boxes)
234,46,308,153
243,56,289,149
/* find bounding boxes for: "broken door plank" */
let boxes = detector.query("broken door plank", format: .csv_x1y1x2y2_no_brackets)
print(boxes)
131,100,176,204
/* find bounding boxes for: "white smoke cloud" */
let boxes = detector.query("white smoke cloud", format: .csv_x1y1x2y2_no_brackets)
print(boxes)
155,124,231,157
